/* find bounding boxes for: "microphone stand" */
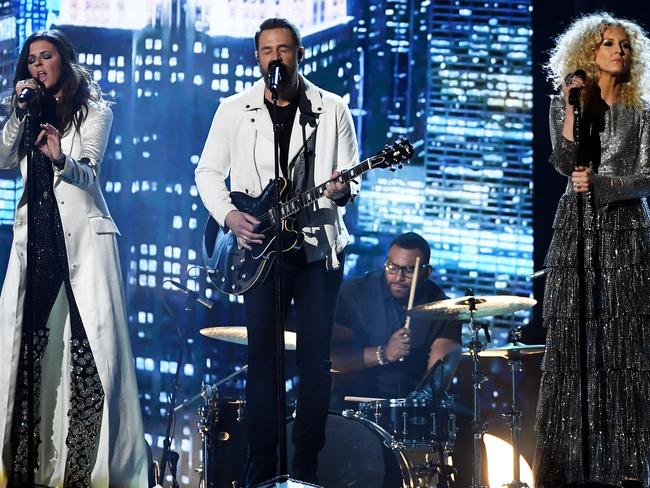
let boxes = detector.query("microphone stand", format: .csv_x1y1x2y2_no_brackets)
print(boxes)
570,91,591,482
24,98,36,486
158,292,194,488
270,83,289,480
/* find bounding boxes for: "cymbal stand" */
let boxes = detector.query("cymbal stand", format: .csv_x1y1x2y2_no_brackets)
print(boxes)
502,328,529,488
467,289,488,488
503,354,528,488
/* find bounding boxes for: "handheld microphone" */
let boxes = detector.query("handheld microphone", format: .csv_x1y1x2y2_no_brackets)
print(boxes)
168,280,214,309
568,69,586,106
18,87,35,104
267,60,284,101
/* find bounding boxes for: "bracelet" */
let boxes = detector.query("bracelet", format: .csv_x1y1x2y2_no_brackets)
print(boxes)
376,345,389,366
52,154,66,170
15,105,27,121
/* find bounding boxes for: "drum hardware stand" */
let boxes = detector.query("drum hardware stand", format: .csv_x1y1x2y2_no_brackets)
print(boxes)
467,288,489,488
190,366,249,488
502,328,529,488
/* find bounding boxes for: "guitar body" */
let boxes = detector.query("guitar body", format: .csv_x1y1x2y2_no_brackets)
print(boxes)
203,178,303,295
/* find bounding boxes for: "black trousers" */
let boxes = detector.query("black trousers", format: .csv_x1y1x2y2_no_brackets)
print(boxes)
243,249,343,483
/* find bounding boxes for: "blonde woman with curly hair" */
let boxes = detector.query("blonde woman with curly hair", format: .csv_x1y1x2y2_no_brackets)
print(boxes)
535,12,650,488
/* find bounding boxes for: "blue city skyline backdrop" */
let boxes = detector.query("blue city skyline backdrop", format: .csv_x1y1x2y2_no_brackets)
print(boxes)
0,0,534,484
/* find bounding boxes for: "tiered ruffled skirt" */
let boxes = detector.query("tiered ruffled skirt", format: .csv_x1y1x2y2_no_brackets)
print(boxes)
534,192,650,487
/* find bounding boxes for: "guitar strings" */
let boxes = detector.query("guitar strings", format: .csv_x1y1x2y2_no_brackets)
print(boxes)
247,152,396,231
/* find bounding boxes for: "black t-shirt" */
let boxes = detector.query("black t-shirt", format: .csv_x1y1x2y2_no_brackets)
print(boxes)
265,98,298,178
332,270,462,400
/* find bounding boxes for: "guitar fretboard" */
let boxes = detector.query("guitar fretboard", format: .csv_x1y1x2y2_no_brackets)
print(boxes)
280,156,387,219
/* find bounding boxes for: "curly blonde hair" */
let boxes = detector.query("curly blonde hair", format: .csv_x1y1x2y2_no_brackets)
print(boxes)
545,12,650,109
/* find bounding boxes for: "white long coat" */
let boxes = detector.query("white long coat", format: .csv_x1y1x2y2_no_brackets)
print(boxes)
0,102,148,487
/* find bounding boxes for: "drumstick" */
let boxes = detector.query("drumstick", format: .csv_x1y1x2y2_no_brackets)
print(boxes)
403,256,421,331
399,256,421,362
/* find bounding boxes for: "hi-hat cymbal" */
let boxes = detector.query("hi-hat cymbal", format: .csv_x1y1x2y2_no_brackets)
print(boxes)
407,295,537,320
200,326,297,350
462,342,545,359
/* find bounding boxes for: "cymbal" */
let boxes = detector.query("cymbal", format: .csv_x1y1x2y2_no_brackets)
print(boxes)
407,295,537,320
200,326,297,350
462,342,545,359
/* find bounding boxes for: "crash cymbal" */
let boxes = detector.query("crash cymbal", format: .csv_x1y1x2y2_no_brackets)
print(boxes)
407,295,537,320
462,342,545,359
200,326,297,350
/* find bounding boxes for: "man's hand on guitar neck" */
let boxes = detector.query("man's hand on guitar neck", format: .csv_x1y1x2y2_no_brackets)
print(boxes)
225,210,264,251
323,170,351,206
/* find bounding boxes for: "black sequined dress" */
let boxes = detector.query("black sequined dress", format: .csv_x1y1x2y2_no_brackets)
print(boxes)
534,95,650,487
8,103,104,488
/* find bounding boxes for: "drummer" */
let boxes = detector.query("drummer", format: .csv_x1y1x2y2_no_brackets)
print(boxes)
330,232,462,407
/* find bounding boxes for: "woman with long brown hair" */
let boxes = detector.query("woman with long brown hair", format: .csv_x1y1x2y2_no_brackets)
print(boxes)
0,30,147,487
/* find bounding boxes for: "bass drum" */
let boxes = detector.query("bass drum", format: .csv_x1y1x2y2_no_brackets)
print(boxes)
288,412,416,488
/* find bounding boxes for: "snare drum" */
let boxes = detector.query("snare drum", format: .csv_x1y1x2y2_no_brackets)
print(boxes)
359,396,456,447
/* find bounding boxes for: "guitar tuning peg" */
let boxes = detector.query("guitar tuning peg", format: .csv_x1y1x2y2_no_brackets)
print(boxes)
398,163,403,169
389,167,396,172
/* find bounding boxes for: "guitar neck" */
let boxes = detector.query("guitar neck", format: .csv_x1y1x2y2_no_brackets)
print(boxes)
280,157,379,220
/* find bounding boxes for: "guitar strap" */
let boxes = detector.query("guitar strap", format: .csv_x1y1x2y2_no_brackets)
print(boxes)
288,126,318,200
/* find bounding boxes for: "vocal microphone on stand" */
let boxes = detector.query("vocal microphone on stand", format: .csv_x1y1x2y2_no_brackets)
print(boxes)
167,280,214,309
267,59,285,100
568,69,586,106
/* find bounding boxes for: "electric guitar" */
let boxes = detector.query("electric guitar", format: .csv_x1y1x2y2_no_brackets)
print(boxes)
202,139,414,295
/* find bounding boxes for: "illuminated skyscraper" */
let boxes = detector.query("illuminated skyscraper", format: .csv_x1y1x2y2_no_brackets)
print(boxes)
423,0,534,326
16,0,48,44
59,0,157,29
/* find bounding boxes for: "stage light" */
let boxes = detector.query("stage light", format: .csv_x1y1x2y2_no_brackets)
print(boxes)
484,433,534,488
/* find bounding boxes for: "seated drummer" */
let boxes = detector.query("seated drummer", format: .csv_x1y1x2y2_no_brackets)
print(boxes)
331,232,462,408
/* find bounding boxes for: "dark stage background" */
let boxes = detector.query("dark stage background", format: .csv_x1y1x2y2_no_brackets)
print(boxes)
0,0,648,485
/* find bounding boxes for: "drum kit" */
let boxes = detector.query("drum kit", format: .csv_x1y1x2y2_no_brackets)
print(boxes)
177,294,541,488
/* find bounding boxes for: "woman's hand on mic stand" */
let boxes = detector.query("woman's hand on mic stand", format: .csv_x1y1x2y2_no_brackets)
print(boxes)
562,72,585,107
561,73,586,141
571,166,593,193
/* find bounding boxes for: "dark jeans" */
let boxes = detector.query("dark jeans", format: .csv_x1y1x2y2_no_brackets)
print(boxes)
244,249,343,484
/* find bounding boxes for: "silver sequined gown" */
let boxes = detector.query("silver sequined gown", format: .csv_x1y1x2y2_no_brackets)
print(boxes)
534,95,650,487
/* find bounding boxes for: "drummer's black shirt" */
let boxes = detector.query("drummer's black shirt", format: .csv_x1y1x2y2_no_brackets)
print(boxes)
332,270,461,403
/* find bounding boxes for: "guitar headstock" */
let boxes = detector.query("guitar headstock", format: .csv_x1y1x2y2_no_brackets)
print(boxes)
371,138,414,171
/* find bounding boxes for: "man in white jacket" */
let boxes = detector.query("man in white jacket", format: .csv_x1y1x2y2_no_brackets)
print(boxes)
195,17,359,487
